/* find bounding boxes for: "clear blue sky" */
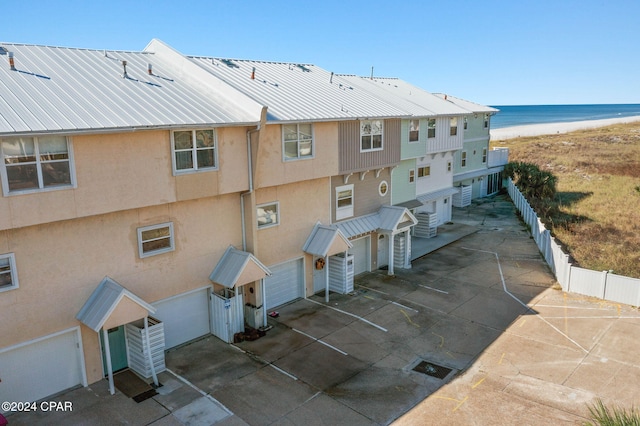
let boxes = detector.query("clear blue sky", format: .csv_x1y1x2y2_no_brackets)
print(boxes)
3,0,639,106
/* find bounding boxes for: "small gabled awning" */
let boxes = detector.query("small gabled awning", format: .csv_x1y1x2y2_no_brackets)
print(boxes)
209,246,271,288
333,212,380,239
303,222,352,257
76,277,156,332
417,187,459,203
378,205,418,233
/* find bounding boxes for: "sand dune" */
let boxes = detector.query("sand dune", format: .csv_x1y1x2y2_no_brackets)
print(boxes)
490,115,640,140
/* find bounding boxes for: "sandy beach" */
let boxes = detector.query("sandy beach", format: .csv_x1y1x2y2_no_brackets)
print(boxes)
490,115,640,140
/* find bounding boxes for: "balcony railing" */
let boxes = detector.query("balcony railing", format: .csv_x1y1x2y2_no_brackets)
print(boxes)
488,147,509,167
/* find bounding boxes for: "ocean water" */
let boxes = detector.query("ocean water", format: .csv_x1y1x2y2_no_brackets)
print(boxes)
489,104,640,129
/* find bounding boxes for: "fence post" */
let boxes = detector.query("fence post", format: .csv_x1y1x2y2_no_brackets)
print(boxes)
601,270,608,300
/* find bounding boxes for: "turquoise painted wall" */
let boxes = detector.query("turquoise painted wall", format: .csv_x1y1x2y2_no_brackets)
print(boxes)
400,119,427,160
462,114,491,140
453,139,488,174
391,159,417,205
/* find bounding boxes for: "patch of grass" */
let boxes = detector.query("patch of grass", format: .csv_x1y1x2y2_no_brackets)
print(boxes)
493,122,640,278
584,399,640,426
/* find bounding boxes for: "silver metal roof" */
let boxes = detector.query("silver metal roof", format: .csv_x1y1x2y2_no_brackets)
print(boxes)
303,222,352,257
0,41,262,136
188,57,412,122
209,246,271,288
333,206,417,239
336,76,471,117
433,93,499,114
76,276,155,332
417,187,460,203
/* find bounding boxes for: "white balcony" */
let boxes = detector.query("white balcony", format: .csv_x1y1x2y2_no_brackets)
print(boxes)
488,147,509,167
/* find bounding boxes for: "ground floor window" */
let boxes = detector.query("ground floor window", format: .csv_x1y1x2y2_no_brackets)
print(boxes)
0,253,18,291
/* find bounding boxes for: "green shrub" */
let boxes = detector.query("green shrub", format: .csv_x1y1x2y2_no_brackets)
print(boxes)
504,161,557,199
584,399,640,426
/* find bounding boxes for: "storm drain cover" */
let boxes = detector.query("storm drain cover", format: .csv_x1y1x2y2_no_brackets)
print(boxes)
412,360,452,379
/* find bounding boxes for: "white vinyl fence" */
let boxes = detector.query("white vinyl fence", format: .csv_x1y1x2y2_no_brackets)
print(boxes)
507,179,640,307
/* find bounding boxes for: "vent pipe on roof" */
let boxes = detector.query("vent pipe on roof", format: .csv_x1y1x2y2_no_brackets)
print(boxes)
251,67,255,80
8,52,15,71
370,66,373,79
148,63,153,75
121,60,128,78
330,72,333,84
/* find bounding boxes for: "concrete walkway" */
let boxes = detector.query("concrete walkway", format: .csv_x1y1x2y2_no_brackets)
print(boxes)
6,194,640,425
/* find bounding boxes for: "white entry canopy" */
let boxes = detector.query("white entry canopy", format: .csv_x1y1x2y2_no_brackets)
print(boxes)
303,222,352,257
209,246,271,288
76,276,156,332
378,205,418,233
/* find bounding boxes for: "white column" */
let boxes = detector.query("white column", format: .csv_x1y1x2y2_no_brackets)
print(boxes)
388,233,395,276
102,328,115,395
405,229,412,268
325,256,330,303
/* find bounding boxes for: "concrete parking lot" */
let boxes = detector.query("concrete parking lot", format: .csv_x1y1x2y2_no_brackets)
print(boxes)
7,194,640,425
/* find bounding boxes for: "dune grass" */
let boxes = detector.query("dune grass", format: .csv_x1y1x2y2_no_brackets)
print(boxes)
493,122,640,278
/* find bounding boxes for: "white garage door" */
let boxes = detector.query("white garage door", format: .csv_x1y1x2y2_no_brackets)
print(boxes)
152,287,210,349
349,236,370,275
0,328,84,408
265,258,304,310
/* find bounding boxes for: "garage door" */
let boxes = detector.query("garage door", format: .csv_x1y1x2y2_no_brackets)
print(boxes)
152,287,210,349
264,258,304,310
0,328,84,407
349,236,370,275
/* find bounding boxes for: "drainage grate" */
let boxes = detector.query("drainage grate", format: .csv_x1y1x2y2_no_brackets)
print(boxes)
412,361,452,379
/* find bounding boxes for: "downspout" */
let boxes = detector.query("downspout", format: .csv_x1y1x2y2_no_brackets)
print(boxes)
241,128,257,252
241,106,267,251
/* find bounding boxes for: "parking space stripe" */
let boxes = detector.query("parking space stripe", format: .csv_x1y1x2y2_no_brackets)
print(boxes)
392,301,418,312
269,364,298,380
293,328,348,355
418,284,449,294
305,298,388,332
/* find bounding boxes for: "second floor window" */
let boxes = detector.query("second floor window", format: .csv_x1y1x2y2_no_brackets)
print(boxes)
482,147,488,163
138,222,174,258
484,114,490,129
1,136,73,194
427,119,436,138
336,184,354,220
461,151,467,167
360,120,383,152
172,130,216,173
417,166,431,178
409,120,419,142
450,118,458,136
283,123,313,160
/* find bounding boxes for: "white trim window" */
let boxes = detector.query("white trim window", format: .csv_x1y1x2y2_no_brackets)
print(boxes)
0,136,74,195
484,114,490,129
450,118,458,136
0,253,18,292
461,151,467,168
463,117,468,130
417,166,431,178
283,123,313,160
360,120,383,152
409,169,415,183
427,119,436,138
257,202,279,229
447,161,452,172
171,130,217,174
482,147,488,164
408,120,419,143
138,222,175,258
336,184,354,220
